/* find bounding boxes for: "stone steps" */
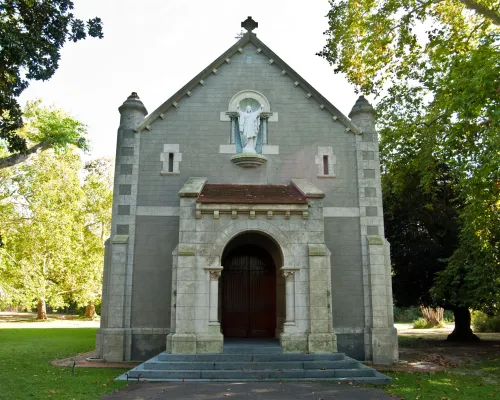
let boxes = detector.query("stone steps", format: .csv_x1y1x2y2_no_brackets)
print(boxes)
119,350,391,384
156,352,346,362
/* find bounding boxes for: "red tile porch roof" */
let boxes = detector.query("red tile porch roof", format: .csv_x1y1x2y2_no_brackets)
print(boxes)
196,184,308,204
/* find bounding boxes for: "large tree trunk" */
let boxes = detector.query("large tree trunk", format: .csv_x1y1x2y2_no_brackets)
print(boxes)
447,306,480,341
84,302,96,318
37,298,47,320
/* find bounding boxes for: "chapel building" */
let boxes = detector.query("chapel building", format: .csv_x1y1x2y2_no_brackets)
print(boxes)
96,17,398,365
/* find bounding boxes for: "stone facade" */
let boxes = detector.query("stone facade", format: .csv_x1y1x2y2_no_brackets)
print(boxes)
96,24,398,364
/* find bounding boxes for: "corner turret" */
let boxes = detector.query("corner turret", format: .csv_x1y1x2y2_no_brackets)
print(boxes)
349,95,377,143
118,92,148,129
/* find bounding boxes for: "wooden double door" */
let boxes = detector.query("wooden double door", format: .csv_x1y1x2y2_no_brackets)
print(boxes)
221,245,276,338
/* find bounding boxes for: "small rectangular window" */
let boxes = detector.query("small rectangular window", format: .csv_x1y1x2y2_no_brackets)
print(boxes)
323,155,329,175
168,153,174,172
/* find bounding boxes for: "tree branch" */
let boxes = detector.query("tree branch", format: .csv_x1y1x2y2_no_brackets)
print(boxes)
0,141,52,170
458,0,500,25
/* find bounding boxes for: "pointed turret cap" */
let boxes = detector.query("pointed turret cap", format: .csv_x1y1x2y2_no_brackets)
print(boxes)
118,92,148,116
348,95,375,118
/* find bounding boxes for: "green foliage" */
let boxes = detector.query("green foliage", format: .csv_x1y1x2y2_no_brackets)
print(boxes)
412,317,445,329
394,306,424,323
394,306,454,323
472,311,500,332
0,328,126,399
384,164,460,308
320,0,500,318
0,104,112,313
22,100,89,151
1,101,90,169
0,1,103,153
413,317,431,329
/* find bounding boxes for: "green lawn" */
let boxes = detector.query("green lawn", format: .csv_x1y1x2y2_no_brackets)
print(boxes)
381,335,500,400
0,328,127,400
385,369,500,399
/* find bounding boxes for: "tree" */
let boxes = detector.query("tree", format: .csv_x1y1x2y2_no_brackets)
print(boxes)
320,0,500,340
70,158,113,318
0,0,102,156
0,150,113,319
0,103,112,319
0,100,88,169
0,148,85,319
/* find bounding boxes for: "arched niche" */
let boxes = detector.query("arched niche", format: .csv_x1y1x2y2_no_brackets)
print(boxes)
228,90,271,113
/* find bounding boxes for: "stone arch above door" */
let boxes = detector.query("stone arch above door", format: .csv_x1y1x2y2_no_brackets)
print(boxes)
208,220,295,269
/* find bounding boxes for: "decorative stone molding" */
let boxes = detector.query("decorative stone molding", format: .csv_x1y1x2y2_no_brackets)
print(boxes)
195,202,309,219
178,244,196,256
209,220,295,269
209,270,221,280
227,90,271,113
230,153,267,168
282,270,296,279
112,235,129,244
178,177,207,197
308,244,327,256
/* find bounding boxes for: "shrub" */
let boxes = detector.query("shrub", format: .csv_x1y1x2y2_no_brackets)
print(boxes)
412,317,445,329
472,311,500,333
413,318,430,329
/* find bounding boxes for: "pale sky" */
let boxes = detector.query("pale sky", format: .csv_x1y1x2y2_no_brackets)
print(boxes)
19,0,360,159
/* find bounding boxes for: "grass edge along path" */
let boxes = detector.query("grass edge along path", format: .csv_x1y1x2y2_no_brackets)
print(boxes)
0,328,127,400
383,368,500,400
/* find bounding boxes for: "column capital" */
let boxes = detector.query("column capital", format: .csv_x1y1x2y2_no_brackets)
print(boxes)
281,266,299,279
205,265,223,280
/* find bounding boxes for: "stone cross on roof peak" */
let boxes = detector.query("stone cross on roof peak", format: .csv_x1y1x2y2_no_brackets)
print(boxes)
241,16,258,32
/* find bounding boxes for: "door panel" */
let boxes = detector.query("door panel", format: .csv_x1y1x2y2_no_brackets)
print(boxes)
222,245,276,338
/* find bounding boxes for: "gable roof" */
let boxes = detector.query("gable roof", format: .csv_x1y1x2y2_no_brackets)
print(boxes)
134,32,362,135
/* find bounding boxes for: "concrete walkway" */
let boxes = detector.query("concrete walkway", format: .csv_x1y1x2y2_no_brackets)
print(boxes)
101,381,394,399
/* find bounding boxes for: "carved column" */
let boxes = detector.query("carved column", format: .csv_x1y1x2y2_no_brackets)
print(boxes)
205,266,223,325
282,267,299,326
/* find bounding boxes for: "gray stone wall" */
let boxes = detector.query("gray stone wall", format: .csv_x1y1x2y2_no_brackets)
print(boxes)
132,216,178,328
100,41,397,363
136,43,358,208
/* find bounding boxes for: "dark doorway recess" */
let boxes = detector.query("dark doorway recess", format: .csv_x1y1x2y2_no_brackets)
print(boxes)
221,244,276,338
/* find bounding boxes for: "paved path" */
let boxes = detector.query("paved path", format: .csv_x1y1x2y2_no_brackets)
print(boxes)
101,381,395,400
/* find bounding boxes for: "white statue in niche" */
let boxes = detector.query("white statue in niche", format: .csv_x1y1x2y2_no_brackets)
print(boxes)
237,103,263,154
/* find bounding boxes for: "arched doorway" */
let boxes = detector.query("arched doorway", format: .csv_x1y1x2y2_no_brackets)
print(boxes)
221,233,282,338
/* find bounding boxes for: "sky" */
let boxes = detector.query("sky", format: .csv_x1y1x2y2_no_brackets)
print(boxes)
19,0,360,159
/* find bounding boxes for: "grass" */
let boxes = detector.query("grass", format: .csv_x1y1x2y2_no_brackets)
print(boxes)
385,366,500,400
1,324,499,400
0,328,127,400
380,335,500,400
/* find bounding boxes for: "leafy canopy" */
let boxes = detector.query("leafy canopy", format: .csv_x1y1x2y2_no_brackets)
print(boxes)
0,0,102,153
320,0,500,311
0,100,88,169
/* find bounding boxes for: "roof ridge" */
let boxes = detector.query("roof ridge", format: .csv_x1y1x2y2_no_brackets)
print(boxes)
134,32,362,135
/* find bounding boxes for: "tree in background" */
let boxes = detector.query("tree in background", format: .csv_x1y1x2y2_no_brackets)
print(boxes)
0,0,103,160
71,158,113,318
0,149,84,319
0,100,89,169
320,0,500,340
0,103,112,319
